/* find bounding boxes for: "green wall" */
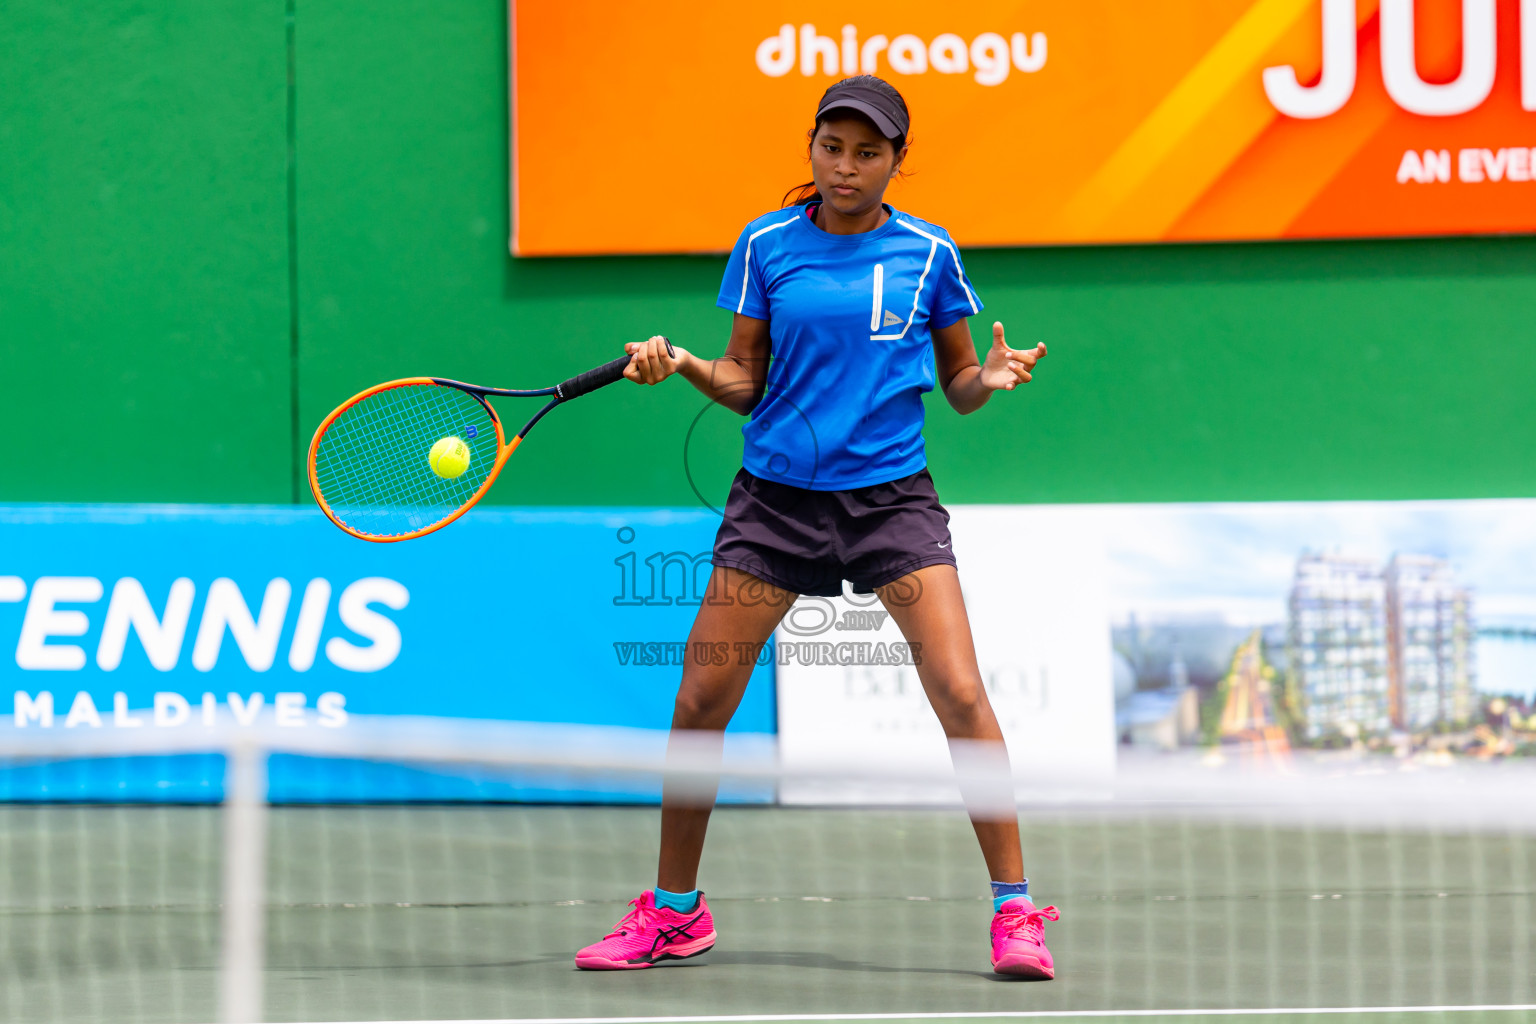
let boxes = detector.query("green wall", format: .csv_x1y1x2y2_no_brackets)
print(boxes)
4,0,1534,508
0,2,291,503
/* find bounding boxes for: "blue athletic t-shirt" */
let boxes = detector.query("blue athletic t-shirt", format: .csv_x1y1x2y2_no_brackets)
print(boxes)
715,204,983,491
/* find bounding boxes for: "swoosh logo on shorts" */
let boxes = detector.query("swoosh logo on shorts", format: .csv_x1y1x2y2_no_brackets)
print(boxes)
937,541,950,548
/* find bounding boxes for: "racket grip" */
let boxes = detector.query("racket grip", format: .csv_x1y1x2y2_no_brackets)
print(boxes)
556,338,675,401
556,356,633,401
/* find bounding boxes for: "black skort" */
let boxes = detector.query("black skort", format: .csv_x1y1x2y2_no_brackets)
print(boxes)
711,467,957,598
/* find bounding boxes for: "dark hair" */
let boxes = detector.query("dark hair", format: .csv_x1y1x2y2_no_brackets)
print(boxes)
782,75,910,208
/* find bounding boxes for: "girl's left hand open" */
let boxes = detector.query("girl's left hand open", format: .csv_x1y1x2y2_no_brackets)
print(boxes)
979,321,1045,392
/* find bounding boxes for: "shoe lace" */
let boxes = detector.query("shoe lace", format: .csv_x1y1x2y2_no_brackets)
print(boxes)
606,896,657,939
1001,904,1059,943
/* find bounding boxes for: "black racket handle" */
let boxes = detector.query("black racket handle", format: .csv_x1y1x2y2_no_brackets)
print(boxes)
556,337,676,401
556,356,630,401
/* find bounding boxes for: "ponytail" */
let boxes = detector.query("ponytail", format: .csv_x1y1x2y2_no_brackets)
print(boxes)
782,181,821,207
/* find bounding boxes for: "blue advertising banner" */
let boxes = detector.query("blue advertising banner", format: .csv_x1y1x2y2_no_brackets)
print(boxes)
0,505,774,802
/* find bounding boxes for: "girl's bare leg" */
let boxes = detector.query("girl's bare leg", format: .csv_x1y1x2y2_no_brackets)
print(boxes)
657,566,796,892
877,564,1023,882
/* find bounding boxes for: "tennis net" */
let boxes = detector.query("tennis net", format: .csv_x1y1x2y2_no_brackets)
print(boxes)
2,718,1533,1024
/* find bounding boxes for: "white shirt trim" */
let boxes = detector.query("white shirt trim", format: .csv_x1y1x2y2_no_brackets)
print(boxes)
895,218,979,316
870,234,936,341
736,215,799,315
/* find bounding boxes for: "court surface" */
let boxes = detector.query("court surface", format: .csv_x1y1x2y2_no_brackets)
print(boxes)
1,805,1531,1024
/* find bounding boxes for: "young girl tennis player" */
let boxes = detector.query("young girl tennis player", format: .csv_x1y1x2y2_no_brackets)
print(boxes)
576,75,1055,978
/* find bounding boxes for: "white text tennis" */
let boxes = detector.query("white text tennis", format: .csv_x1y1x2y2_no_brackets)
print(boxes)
0,575,408,673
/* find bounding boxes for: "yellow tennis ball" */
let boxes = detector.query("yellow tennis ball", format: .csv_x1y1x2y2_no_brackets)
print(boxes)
428,436,471,479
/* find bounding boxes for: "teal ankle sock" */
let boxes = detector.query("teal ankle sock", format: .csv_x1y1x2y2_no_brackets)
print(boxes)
654,886,700,913
991,879,1029,913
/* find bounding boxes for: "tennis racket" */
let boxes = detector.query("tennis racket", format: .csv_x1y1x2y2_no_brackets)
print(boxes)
308,341,670,542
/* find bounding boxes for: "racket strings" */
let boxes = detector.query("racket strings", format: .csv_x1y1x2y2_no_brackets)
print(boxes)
312,383,500,538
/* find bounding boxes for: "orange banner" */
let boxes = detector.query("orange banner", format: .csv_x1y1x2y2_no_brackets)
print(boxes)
511,0,1536,255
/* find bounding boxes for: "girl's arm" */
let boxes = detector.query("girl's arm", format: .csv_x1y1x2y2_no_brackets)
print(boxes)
932,319,1046,415
623,314,771,416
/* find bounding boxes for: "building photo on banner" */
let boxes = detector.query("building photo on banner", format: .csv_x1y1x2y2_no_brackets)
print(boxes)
4,0,1536,1022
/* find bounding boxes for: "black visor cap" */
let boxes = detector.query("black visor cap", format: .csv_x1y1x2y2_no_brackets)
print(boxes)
815,84,908,141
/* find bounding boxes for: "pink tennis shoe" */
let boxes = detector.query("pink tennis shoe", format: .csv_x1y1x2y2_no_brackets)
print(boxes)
574,890,717,970
990,897,1059,978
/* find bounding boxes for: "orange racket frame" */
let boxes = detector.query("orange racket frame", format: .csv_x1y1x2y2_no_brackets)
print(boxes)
308,344,666,542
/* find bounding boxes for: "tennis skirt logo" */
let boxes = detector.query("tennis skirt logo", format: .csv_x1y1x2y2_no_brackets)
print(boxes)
756,25,1047,86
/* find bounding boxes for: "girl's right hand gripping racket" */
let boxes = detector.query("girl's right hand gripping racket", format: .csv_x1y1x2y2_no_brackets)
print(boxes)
308,342,670,542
